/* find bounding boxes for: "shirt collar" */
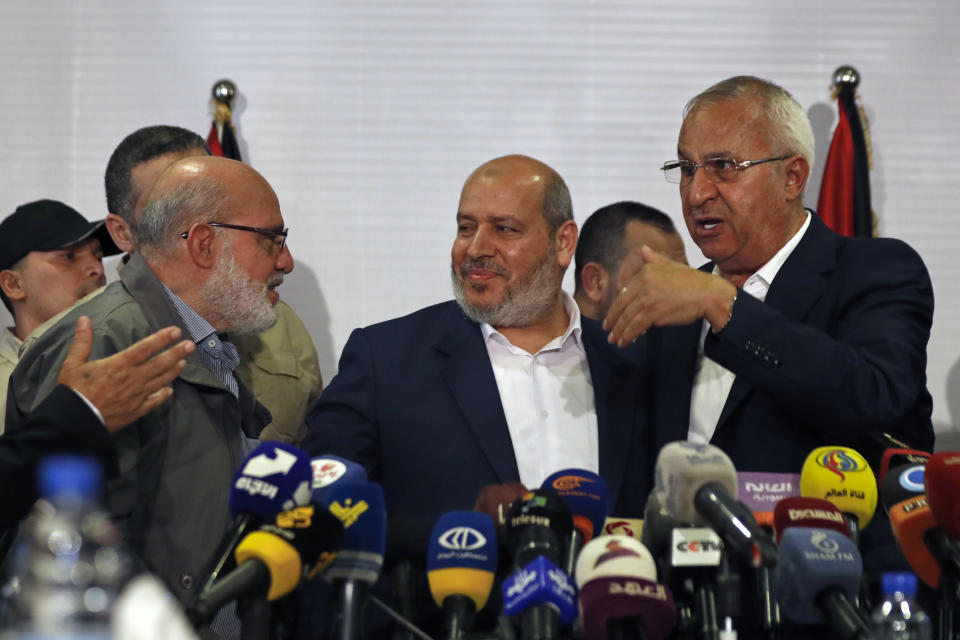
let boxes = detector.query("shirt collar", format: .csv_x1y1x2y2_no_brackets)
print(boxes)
480,291,584,353
710,210,810,294
0,327,21,360
161,284,218,345
747,210,811,290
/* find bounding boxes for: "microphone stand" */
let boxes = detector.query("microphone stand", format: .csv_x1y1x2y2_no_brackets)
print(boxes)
330,580,368,640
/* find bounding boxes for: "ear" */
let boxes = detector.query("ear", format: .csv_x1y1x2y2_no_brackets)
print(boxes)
580,262,610,303
0,269,25,303
554,220,579,268
183,223,219,270
105,213,135,254
783,154,810,203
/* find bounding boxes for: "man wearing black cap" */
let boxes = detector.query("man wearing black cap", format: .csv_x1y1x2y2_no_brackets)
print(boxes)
0,200,120,431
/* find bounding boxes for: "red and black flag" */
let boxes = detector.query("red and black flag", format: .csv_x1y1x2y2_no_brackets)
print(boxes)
206,81,243,162
817,71,874,237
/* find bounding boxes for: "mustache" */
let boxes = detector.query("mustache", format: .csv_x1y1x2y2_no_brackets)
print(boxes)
266,273,284,289
459,258,507,278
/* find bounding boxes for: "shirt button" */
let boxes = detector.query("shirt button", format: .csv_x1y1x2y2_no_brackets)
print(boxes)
207,339,217,348
180,573,194,590
541,409,548,418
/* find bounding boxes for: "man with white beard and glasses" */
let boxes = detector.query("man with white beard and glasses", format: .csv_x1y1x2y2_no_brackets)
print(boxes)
305,154,650,529
7,155,293,624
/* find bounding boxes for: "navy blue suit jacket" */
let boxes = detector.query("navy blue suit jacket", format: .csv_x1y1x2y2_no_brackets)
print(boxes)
647,214,934,573
304,300,651,522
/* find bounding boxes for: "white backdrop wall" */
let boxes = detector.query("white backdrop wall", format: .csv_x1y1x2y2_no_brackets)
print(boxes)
2,1,959,438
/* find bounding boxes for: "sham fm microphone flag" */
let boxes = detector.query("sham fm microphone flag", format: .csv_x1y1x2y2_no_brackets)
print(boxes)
816,66,874,238
206,79,243,162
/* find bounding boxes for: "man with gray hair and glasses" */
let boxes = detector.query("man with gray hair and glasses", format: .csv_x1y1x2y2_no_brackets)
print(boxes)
605,75,933,592
7,155,292,630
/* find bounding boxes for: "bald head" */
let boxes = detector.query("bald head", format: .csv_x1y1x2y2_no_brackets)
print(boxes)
137,156,277,260
462,155,572,233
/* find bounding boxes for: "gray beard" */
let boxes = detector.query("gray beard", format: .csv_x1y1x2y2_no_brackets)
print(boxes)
451,245,562,328
202,242,279,335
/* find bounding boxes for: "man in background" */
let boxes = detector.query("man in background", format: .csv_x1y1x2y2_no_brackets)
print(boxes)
8,156,292,617
0,200,119,431
21,125,322,443
574,200,687,321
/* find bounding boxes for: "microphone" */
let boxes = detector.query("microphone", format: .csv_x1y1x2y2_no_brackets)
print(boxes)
879,462,926,517
640,491,687,577
877,448,930,487
773,497,850,543
654,441,776,565
924,452,960,539
323,481,387,640
426,511,498,639
310,455,368,503
198,443,313,597
774,528,870,639
576,536,677,640
886,494,960,589
648,453,729,639
737,471,800,530
799,446,877,545
472,482,529,535
542,469,609,576
501,489,577,638
190,504,344,625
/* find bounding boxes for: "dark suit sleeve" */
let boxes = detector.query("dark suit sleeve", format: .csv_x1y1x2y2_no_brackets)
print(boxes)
0,385,116,530
704,238,934,449
303,328,381,477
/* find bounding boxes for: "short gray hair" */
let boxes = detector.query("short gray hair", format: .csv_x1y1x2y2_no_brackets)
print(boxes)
541,173,573,234
684,75,815,168
137,177,226,258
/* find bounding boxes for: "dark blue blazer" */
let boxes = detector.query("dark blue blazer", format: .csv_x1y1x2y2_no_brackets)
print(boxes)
646,214,934,574
304,300,651,522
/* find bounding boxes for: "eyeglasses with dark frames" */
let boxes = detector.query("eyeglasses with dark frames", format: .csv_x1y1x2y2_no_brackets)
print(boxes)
661,155,792,185
180,222,288,253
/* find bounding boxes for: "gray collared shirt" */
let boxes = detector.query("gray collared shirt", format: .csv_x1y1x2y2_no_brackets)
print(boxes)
162,286,240,399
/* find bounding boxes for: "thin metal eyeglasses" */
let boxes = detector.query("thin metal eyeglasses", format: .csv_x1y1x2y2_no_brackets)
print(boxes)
661,155,791,185
179,222,288,253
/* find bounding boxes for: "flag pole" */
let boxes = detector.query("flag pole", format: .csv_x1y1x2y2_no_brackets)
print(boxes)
817,65,874,237
207,79,243,161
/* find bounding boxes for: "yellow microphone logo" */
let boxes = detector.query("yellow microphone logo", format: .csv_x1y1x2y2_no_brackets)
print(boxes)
815,448,868,481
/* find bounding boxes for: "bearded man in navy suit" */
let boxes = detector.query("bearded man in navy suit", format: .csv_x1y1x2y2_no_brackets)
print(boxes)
604,76,934,590
305,154,650,523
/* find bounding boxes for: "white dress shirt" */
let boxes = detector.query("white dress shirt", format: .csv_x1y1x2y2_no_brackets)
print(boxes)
688,212,811,444
481,292,599,489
